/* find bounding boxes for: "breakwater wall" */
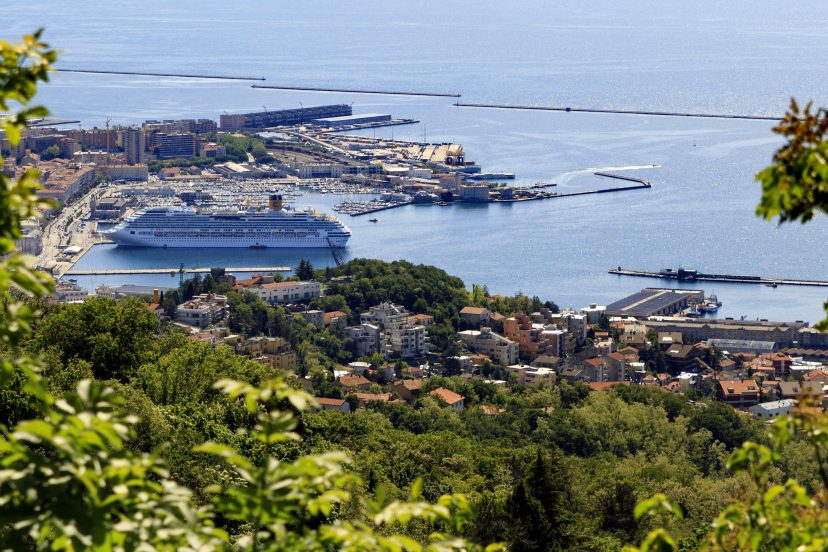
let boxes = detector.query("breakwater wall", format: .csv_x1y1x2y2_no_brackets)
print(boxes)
454,102,780,121
253,84,460,98
59,68,265,81
609,267,828,287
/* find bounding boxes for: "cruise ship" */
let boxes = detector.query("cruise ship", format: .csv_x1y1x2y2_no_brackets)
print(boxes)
105,195,351,248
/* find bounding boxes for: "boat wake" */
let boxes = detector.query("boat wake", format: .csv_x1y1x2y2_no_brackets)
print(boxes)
553,164,660,184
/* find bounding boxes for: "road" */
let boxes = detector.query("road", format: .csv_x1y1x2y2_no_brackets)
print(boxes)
36,183,113,278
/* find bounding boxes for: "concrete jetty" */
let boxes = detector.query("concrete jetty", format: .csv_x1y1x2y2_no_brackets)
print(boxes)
59,68,265,81
252,84,460,98
65,266,291,276
609,267,828,287
454,102,780,121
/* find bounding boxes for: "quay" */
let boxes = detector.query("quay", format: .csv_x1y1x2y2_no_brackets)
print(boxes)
453,102,780,121
59,68,265,81
609,267,828,288
65,266,291,276
252,84,460,98
349,201,414,216
320,118,419,133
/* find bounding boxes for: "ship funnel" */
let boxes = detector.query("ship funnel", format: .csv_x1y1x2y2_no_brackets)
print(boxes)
269,194,283,211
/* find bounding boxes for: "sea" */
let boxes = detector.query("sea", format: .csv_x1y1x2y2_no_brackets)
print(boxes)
3,1,828,323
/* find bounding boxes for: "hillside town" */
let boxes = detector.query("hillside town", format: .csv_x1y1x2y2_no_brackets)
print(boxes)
53,268,828,420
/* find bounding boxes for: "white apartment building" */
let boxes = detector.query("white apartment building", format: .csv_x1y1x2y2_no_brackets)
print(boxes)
175,293,227,328
458,327,519,366
242,281,321,305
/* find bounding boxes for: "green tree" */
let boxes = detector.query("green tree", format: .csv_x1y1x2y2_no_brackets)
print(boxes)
40,143,60,160
296,258,314,280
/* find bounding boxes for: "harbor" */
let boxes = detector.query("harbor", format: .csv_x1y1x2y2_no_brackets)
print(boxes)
609,267,828,287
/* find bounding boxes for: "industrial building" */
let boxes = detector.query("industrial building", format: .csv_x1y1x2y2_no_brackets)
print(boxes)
220,104,352,130
605,288,703,317
644,318,807,348
310,113,391,127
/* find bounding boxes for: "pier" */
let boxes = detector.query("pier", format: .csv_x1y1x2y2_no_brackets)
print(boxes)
252,84,460,98
609,267,828,287
59,68,265,81
320,118,419,133
65,266,291,276
453,102,780,121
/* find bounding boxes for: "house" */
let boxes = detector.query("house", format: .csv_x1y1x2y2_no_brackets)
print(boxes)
532,355,561,369
354,392,394,407
314,397,351,413
338,375,372,391
324,310,349,328
716,379,761,408
665,343,705,372
802,369,828,384
507,364,556,386
429,387,464,410
459,306,491,328
300,310,325,328
559,366,585,384
777,380,825,405
413,313,434,326
748,399,797,420
390,379,424,401
586,381,630,392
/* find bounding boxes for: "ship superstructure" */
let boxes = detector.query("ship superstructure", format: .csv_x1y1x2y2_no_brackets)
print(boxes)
105,195,350,248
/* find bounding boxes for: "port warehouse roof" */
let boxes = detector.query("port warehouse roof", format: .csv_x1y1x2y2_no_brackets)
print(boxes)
605,288,702,317
707,339,778,354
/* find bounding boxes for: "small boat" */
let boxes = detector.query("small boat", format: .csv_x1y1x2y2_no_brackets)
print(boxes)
765,282,778,288
368,218,378,223
686,305,701,318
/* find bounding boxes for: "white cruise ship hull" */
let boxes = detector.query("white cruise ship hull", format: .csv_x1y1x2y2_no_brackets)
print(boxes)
108,231,349,248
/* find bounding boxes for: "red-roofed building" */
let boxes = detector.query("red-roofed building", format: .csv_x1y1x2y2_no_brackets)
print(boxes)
430,387,465,410
480,404,505,415
716,379,761,408
586,381,630,392
354,392,394,406
338,375,371,391
390,379,424,401
314,397,351,413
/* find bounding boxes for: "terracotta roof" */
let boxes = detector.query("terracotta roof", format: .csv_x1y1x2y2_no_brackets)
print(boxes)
395,379,424,390
803,369,828,382
460,306,489,315
355,392,393,403
619,346,639,355
315,397,346,407
430,387,464,405
584,357,605,367
339,375,370,388
718,379,760,396
490,312,506,321
609,352,626,361
414,313,433,320
324,310,348,323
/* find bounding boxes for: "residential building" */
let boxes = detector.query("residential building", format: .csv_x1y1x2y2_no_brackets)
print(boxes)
199,142,227,158
346,323,385,357
15,221,42,255
748,399,797,420
353,302,429,358
235,278,321,304
122,127,146,164
300,309,325,328
54,282,89,303
430,387,464,410
507,364,556,386
457,327,519,366
338,375,371,392
581,303,607,324
459,306,491,328
665,343,706,372
152,132,196,159
38,161,95,204
390,379,424,401
175,293,228,328
716,379,761,408
314,397,351,413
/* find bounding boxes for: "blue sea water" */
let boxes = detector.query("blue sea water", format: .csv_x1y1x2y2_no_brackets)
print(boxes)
3,1,828,322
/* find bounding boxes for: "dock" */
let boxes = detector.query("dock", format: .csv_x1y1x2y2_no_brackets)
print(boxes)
609,267,828,287
65,266,291,276
453,102,780,121
320,118,419,133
